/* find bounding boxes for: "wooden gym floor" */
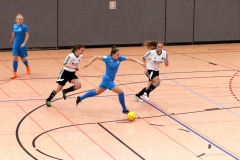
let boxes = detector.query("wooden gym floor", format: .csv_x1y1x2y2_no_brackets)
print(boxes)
0,43,240,160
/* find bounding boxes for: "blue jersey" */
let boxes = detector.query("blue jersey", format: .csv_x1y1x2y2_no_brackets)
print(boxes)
102,56,126,81
12,24,28,47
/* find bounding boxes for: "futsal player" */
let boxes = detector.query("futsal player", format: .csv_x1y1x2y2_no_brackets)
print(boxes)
135,40,169,101
76,46,145,114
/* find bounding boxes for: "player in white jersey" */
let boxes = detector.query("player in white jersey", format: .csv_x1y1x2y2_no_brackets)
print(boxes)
135,40,169,101
46,44,84,107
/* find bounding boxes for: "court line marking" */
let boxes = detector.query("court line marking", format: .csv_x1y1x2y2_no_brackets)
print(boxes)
161,73,240,118
144,99,239,159
150,73,240,159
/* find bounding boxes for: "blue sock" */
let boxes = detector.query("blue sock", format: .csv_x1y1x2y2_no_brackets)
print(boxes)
13,61,18,72
118,92,127,111
23,59,29,66
80,90,97,101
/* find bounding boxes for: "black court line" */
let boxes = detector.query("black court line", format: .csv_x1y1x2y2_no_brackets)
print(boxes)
35,149,63,160
98,123,145,160
179,128,190,132
16,85,240,159
149,124,164,126
205,108,220,111
197,153,205,157
167,49,238,70
16,105,43,160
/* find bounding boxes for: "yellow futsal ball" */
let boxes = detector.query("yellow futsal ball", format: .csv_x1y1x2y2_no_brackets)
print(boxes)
127,111,136,121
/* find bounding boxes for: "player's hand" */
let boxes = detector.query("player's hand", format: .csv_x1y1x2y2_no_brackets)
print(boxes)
74,66,79,71
21,44,25,48
144,68,148,75
82,64,89,69
141,62,146,67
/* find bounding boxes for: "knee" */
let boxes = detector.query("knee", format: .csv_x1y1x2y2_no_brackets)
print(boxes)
152,82,160,87
75,84,81,90
21,58,26,62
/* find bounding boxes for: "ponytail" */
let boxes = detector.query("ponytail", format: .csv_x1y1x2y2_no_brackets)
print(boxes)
110,46,119,56
72,44,84,53
143,40,164,50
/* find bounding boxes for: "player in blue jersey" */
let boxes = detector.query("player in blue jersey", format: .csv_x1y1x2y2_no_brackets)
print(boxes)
10,14,30,79
76,46,145,114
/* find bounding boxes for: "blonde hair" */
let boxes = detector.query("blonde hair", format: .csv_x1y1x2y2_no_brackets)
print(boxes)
143,40,164,50
16,13,24,19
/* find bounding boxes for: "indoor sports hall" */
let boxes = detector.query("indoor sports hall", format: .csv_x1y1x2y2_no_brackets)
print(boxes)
1,0,240,160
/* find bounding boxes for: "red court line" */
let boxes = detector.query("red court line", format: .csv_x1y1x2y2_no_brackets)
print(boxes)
0,61,41,97
1,60,12,73
107,96,204,159
46,52,65,65
21,80,41,97
51,105,116,159
16,102,75,160
145,100,239,158
0,87,11,98
229,70,240,102
0,80,11,85
193,48,240,69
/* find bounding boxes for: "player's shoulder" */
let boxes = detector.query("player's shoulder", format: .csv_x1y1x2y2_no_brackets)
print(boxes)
162,50,167,54
102,55,111,60
118,56,126,60
21,24,28,28
149,49,157,55
67,52,75,57
102,55,109,58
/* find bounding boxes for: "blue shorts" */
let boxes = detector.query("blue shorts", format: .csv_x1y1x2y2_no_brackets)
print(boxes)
99,78,116,90
12,45,28,58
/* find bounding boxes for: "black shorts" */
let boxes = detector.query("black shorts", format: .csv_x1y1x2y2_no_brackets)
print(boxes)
146,70,159,81
56,69,78,86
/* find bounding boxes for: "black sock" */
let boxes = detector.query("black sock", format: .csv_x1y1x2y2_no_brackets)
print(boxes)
64,85,76,93
47,90,56,101
137,87,147,97
145,84,156,95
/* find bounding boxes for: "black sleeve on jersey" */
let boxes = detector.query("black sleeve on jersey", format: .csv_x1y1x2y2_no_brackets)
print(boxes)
64,55,71,65
143,52,151,59
166,53,169,62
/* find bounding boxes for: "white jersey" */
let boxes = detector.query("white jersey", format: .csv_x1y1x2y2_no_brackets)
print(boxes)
63,53,83,72
143,49,168,71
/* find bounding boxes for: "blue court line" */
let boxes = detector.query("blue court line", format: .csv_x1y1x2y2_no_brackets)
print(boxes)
160,73,240,118
156,73,240,159
0,94,136,103
143,99,239,159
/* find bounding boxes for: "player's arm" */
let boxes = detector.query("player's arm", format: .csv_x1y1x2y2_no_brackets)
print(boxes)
164,53,169,66
64,56,79,70
21,32,29,48
64,63,78,70
82,56,102,68
125,57,145,67
10,32,14,44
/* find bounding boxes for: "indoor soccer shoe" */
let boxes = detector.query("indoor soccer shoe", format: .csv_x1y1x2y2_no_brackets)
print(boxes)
62,89,67,100
10,72,17,79
144,92,149,100
46,100,51,107
123,110,129,114
76,96,81,106
135,94,143,102
26,66,30,74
